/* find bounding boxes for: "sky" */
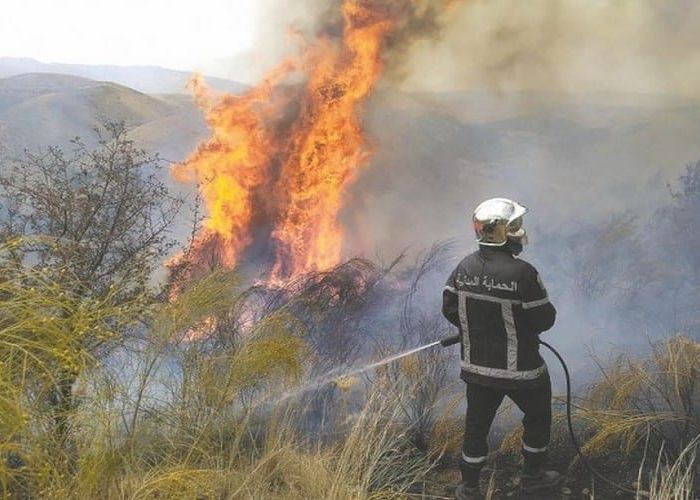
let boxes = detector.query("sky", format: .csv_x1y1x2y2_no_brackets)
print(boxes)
0,0,258,75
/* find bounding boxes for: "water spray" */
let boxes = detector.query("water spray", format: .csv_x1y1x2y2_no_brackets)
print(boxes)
258,339,450,411
330,336,459,387
330,341,442,390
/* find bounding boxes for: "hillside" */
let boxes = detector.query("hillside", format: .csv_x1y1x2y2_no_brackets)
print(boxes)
0,57,246,95
0,73,188,152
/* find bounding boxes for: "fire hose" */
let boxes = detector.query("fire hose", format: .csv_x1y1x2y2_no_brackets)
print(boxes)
439,335,645,497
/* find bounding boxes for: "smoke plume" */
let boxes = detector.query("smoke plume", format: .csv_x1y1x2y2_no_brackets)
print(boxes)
400,0,700,98
225,0,460,88
228,0,700,99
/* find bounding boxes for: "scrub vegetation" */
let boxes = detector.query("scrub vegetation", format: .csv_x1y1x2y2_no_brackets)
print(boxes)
0,126,698,498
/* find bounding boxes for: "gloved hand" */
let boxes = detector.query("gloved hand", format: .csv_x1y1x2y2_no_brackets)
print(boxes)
440,334,460,347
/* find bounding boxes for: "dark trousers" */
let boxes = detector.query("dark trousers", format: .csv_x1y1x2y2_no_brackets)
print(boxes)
460,376,552,484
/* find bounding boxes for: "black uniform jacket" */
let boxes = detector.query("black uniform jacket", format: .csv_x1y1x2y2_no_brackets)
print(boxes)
442,245,556,389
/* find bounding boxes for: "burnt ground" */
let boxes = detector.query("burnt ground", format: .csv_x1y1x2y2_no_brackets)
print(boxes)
413,445,646,500
422,409,662,499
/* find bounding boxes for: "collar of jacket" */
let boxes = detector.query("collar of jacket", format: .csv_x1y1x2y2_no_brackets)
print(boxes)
478,244,514,258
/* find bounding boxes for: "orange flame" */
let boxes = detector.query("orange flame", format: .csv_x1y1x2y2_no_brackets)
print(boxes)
171,60,296,270
270,2,394,280
171,1,398,283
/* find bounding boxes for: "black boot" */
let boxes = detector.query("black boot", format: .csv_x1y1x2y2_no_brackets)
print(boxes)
454,482,481,500
521,469,564,492
521,449,563,493
455,460,482,499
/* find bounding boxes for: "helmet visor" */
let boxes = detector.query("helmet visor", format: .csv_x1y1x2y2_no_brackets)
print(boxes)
506,217,527,244
508,216,523,232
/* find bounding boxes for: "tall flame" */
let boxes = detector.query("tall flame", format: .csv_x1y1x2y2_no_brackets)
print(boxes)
270,2,394,279
171,1,402,283
171,60,296,271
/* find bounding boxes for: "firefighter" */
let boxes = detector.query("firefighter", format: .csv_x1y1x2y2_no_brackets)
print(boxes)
442,198,562,499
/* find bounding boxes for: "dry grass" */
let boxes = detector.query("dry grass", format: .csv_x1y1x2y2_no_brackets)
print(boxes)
580,335,699,460
646,436,698,500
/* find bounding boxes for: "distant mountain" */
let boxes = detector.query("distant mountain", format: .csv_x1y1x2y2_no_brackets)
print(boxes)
0,73,206,155
0,57,246,95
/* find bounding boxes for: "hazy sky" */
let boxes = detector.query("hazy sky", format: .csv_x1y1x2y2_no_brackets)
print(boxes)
0,0,258,73
3,0,700,98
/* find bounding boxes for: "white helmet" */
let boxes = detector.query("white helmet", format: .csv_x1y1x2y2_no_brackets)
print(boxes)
472,197,528,246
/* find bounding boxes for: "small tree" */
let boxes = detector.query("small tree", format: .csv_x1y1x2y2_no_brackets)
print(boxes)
0,122,183,444
0,122,183,298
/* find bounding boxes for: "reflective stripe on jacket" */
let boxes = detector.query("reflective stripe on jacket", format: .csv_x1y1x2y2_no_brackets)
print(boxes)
442,245,556,389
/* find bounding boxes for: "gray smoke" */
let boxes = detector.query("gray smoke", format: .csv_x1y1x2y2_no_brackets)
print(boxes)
400,0,700,98
224,0,458,85
229,0,700,99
